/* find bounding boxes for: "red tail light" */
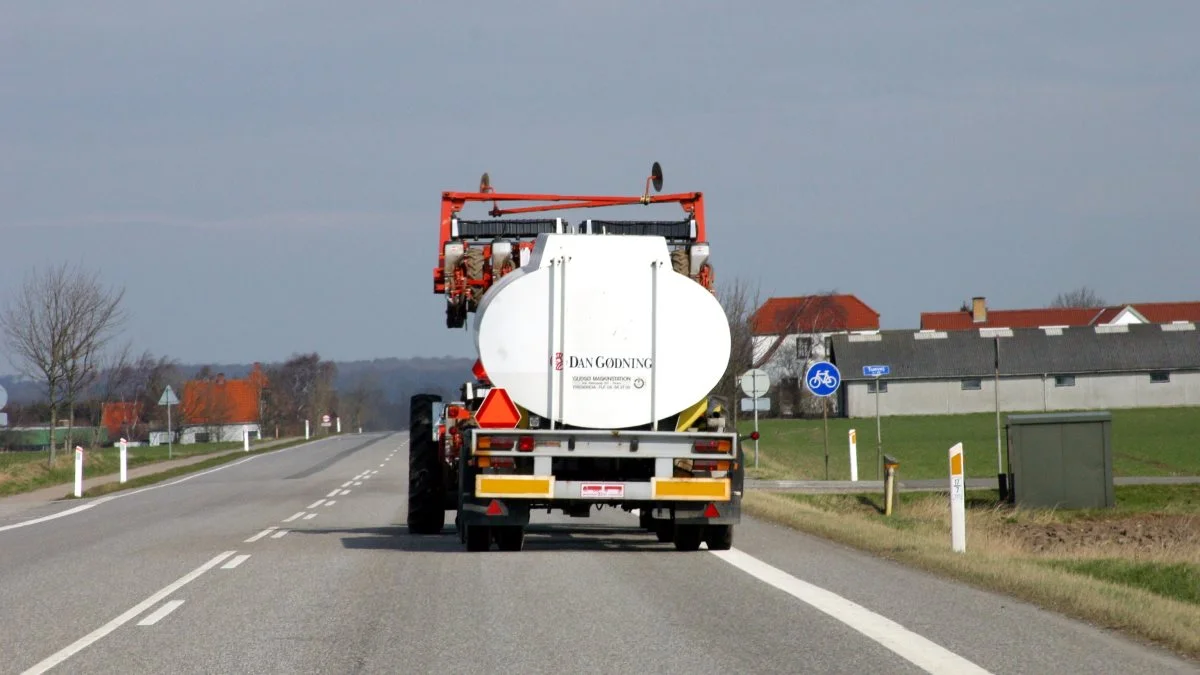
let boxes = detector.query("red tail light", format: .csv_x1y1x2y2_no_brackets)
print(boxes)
703,503,720,518
694,439,732,453
518,436,535,452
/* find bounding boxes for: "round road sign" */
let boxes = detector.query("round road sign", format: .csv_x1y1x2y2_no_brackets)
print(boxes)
739,369,771,398
804,361,841,397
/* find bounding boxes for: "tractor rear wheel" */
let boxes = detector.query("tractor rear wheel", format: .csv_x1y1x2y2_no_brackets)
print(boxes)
407,393,446,535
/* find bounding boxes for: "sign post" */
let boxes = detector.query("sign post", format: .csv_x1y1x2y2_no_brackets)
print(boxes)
0,384,8,428
158,385,179,460
739,369,771,469
74,446,84,498
848,429,858,482
862,365,890,478
949,442,966,552
119,438,128,483
804,361,841,480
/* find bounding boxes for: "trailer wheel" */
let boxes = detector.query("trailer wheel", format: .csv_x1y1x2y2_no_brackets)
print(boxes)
465,524,491,552
673,525,703,551
704,524,734,551
407,393,445,535
495,526,525,552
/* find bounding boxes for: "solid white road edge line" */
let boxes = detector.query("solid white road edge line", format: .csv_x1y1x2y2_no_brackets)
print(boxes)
0,436,337,535
709,548,993,675
137,600,185,627
221,554,251,570
244,528,276,543
20,551,235,674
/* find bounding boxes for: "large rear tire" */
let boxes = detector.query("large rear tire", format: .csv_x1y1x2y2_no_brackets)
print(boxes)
407,394,446,535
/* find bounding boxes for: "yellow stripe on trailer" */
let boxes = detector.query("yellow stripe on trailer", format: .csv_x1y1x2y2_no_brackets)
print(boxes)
475,475,555,499
651,477,731,501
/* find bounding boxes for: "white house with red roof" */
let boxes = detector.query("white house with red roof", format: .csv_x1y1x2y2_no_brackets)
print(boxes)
748,294,880,416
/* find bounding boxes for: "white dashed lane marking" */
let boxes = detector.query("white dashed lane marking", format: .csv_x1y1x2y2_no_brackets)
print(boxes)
244,528,276,543
137,600,185,627
283,512,305,523
307,499,326,509
221,554,251,570
271,530,288,539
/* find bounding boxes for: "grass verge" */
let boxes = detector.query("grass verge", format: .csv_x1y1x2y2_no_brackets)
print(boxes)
743,485,1200,660
71,436,319,499
739,405,1200,481
0,441,256,497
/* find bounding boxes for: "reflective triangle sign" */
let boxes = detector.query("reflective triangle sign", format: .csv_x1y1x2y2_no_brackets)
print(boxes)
475,388,521,429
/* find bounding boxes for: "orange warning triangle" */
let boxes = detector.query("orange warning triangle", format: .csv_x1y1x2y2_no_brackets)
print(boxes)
476,388,521,429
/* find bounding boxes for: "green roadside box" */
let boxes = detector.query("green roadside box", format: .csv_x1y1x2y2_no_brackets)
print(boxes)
1006,411,1114,509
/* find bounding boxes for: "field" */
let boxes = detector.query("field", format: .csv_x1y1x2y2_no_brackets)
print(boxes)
744,483,1200,659
737,406,1200,481
0,441,246,497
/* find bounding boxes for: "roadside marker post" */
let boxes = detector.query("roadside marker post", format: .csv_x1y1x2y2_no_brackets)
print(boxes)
74,446,84,498
119,438,128,483
336,417,341,434
883,455,899,516
848,429,858,482
949,442,966,552
243,429,250,452
305,419,310,440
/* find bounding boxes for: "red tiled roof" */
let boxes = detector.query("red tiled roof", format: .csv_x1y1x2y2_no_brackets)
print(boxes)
182,377,262,425
921,301,1200,330
1131,301,1200,323
101,402,143,439
750,294,880,335
920,308,1107,330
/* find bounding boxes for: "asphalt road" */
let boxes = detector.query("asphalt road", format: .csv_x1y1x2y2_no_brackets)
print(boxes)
0,433,1195,674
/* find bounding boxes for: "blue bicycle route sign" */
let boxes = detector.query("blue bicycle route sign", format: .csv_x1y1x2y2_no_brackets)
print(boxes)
804,361,841,397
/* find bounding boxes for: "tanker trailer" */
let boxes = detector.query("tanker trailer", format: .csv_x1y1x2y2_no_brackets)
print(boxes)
409,164,747,552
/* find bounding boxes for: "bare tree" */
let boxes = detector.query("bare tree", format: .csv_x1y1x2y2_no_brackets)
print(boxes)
57,265,127,452
0,263,96,463
714,277,760,426
1050,286,1106,308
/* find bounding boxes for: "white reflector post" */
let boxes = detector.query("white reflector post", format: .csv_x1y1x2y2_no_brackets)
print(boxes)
74,446,84,498
949,442,966,552
848,429,858,482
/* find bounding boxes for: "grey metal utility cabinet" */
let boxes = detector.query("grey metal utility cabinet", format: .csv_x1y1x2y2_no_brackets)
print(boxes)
1006,411,1114,509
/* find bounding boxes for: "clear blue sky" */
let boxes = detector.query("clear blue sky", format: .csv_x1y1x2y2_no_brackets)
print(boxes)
2,2,1198,374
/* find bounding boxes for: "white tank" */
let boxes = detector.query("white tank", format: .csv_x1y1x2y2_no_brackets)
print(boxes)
473,233,731,430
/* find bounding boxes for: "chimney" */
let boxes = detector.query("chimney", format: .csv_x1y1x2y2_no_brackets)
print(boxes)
971,297,987,324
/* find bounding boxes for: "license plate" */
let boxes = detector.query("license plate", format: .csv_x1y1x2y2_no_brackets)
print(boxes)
580,483,625,498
